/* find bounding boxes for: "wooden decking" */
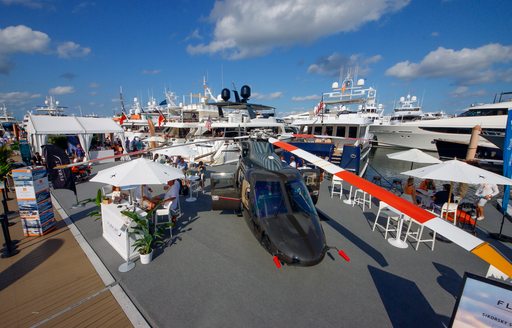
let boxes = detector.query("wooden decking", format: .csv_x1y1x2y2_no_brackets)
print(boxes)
0,196,132,328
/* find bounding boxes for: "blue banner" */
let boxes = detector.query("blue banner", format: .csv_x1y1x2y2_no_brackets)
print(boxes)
502,109,512,214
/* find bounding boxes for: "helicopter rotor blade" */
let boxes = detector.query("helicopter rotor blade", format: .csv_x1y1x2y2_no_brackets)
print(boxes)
268,137,512,278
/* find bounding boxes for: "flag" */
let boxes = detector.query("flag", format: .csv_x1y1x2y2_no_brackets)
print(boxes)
158,113,165,127
501,109,512,214
42,144,76,195
314,101,324,116
341,83,346,94
119,112,127,125
205,116,212,131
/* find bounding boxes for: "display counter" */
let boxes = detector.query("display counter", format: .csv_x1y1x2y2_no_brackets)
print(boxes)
101,202,146,261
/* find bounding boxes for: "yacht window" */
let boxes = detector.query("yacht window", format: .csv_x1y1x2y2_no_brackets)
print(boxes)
458,108,507,117
420,127,473,134
359,127,367,139
336,126,346,137
307,126,312,134
325,126,333,136
348,126,357,138
314,126,322,135
178,128,190,138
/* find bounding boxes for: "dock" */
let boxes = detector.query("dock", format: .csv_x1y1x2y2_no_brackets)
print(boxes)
2,162,512,327
0,195,132,327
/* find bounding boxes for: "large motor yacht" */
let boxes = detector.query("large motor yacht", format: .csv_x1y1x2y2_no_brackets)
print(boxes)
370,92,510,151
290,72,377,176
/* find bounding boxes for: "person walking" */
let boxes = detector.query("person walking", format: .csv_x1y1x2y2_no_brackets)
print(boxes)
474,182,499,221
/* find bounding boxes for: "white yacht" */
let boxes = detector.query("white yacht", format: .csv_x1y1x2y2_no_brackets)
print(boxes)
388,94,423,124
0,104,18,131
371,92,510,151
290,72,377,176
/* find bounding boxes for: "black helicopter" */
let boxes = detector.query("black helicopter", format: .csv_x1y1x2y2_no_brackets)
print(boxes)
210,85,345,267
211,139,329,266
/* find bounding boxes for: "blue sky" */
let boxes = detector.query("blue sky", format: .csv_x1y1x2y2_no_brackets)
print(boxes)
1,0,511,119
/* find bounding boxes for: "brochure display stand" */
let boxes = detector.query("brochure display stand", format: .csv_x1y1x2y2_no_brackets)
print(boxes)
101,203,145,261
12,166,56,236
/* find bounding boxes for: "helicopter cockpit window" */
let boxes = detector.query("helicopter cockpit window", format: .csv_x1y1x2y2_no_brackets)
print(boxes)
254,180,286,218
286,180,316,218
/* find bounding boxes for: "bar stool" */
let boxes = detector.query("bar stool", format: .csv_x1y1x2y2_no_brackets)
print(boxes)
405,217,436,251
352,188,372,211
372,201,400,239
331,176,343,199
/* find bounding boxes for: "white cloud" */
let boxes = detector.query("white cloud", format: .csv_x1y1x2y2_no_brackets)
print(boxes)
187,0,409,59
72,1,95,13
89,82,99,88
0,25,50,54
57,41,91,58
308,52,382,76
142,69,161,75
185,29,203,41
1,0,46,9
431,31,439,37
49,86,75,95
386,43,512,85
292,94,321,102
0,91,40,105
0,25,50,74
450,86,486,98
251,91,283,100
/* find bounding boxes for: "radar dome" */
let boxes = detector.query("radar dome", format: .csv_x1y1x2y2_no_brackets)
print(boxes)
241,85,251,100
411,96,417,102
332,82,339,89
357,79,365,86
400,97,405,102
221,88,230,101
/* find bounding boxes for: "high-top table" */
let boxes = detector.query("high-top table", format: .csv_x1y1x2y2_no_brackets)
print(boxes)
185,175,200,202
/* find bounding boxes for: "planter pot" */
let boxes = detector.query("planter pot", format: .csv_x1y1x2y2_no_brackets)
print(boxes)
139,250,153,264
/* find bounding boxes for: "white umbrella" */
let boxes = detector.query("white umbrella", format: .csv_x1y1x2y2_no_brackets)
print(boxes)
387,148,442,170
90,157,184,187
402,159,512,185
153,145,198,159
402,159,512,221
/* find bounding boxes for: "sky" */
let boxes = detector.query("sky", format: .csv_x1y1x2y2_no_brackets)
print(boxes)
0,0,511,119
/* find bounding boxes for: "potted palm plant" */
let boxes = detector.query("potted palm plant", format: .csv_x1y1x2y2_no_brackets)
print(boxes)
121,207,168,264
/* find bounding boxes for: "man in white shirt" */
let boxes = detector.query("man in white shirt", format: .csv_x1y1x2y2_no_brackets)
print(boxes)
289,156,297,168
475,182,499,221
162,179,180,223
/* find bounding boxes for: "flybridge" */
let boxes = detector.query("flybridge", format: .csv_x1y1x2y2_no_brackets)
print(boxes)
209,85,275,119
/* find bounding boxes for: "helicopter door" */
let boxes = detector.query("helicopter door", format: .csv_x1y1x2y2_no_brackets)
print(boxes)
210,172,241,211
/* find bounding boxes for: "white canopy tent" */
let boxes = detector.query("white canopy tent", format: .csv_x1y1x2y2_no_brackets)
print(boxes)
26,114,124,157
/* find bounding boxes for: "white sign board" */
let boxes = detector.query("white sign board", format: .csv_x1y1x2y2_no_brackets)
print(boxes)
450,273,512,327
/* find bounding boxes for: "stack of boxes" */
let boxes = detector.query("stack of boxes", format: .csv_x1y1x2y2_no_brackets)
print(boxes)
12,166,56,236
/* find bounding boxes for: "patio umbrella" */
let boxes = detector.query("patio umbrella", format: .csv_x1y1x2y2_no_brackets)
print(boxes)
401,159,512,220
401,159,512,185
387,148,442,170
90,157,184,187
153,145,198,159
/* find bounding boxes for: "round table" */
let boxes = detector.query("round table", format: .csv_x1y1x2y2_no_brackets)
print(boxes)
388,215,409,249
185,175,200,202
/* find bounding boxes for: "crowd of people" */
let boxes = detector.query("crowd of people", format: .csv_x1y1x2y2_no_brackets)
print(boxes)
400,177,499,222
